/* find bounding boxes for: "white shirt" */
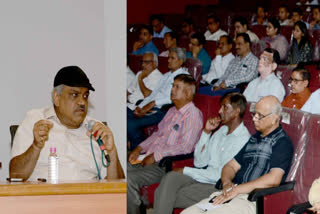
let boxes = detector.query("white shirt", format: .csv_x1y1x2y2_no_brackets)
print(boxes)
243,73,285,102
138,67,188,109
204,29,227,41
127,68,163,110
11,106,105,181
159,50,169,57
202,53,235,83
153,25,172,38
246,30,260,43
127,66,136,90
301,89,320,114
183,123,250,184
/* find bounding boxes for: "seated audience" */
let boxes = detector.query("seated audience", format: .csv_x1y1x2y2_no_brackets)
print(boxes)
278,5,291,26
287,21,313,68
202,35,235,85
252,5,268,25
181,18,196,38
244,48,285,102
310,5,320,29
301,73,320,114
127,52,163,110
282,68,311,109
290,7,309,28
187,32,211,75
127,48,188,150
204,14,227,41
159,31,178,57
127,74,203,214
296,0,318,5
309,177,320,213
182,96,294,214
10,66,124,181
234,16,259,43
199,33,258,96
262,18,289,61
132,25,159,56
153,92,250,214
150,15,172,38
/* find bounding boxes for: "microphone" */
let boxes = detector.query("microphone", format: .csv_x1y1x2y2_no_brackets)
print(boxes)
87,120,111,165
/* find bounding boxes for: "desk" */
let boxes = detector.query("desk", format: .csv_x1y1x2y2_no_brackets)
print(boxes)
0,179,126,214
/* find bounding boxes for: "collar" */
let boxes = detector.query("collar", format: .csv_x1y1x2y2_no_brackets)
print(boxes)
223,122,246,136
255,124,282,139
44,106,89,129
175,101,194,115
294,87,311,99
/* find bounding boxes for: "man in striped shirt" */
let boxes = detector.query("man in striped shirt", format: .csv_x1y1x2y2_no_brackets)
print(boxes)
127,74,203,214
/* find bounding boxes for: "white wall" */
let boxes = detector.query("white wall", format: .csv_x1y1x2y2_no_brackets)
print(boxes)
0,0,126,179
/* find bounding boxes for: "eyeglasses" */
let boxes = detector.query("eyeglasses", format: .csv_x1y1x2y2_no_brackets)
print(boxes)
251,112,274,121
289,78,304,84
140,60,154,64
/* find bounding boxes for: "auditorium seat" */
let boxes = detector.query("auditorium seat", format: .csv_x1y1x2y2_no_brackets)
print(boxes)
304,64,319,93
251,25,266,39
153,38,166,54
280,26,293,44
204,40,218,59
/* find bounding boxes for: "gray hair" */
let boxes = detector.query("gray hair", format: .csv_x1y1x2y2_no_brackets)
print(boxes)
170,47,186,63
145,52,158,67
54,84,64,95
271,101,282,116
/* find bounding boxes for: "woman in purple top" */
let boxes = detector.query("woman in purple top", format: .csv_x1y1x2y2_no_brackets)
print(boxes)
262,18,289,61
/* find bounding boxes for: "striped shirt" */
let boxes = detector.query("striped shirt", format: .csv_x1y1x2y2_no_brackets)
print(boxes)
139,102,203,162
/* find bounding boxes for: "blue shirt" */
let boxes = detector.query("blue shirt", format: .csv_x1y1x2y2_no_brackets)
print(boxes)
234,125,293,184
153,25,172,38
187,48,212,75
132,40,159,56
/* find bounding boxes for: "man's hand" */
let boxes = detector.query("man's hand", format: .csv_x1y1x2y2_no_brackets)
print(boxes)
215,47,221,56
141,154,155,166
309,202,320,213
211,185,238,205
33,120,53,150
133,41,144,51
86,122,114,152
192,46,201,58
128,146,142,164
203,117,221,134
172,168,184,173
133,106,148,117
139,70,149,80
219,81,227,89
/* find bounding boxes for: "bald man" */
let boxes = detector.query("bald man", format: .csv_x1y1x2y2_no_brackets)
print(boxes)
182,96,293,214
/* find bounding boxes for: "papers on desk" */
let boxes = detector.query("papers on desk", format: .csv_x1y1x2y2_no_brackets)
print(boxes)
130,154,147,165
196,202,223,212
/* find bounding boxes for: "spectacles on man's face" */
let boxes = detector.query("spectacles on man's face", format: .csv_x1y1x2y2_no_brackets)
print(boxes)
251,111,274,121
140,60,154,64
289,77,304,84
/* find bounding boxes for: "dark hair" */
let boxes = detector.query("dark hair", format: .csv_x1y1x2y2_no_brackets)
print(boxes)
207,14,221,25
264,48,281,64
312,5,320,13
165,31,178,45
234,16,249,28
293,21,311,50
140,25,153,35
220,35,233,45
221,92,247,119
293,68,310,82
236,33,251,46
191,32,206,46
150,14,165,23
174,74,196,95
268,18,281,34
257,4,267,12
292,7,303,16
279,4,289,13
183,17,195,27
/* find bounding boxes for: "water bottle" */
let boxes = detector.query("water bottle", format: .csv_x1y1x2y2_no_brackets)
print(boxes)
48,147,59,183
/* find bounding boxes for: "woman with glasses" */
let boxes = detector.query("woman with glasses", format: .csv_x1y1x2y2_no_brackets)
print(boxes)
286,21,313,68
282,68,311,109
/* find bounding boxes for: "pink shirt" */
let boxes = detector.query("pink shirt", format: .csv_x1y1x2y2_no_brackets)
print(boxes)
139,102,203,162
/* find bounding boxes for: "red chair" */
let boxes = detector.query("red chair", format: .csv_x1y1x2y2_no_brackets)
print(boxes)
153,38,166,54
204,40,218,60
251,25,267,39
280,26,293,44
304,64,319,93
